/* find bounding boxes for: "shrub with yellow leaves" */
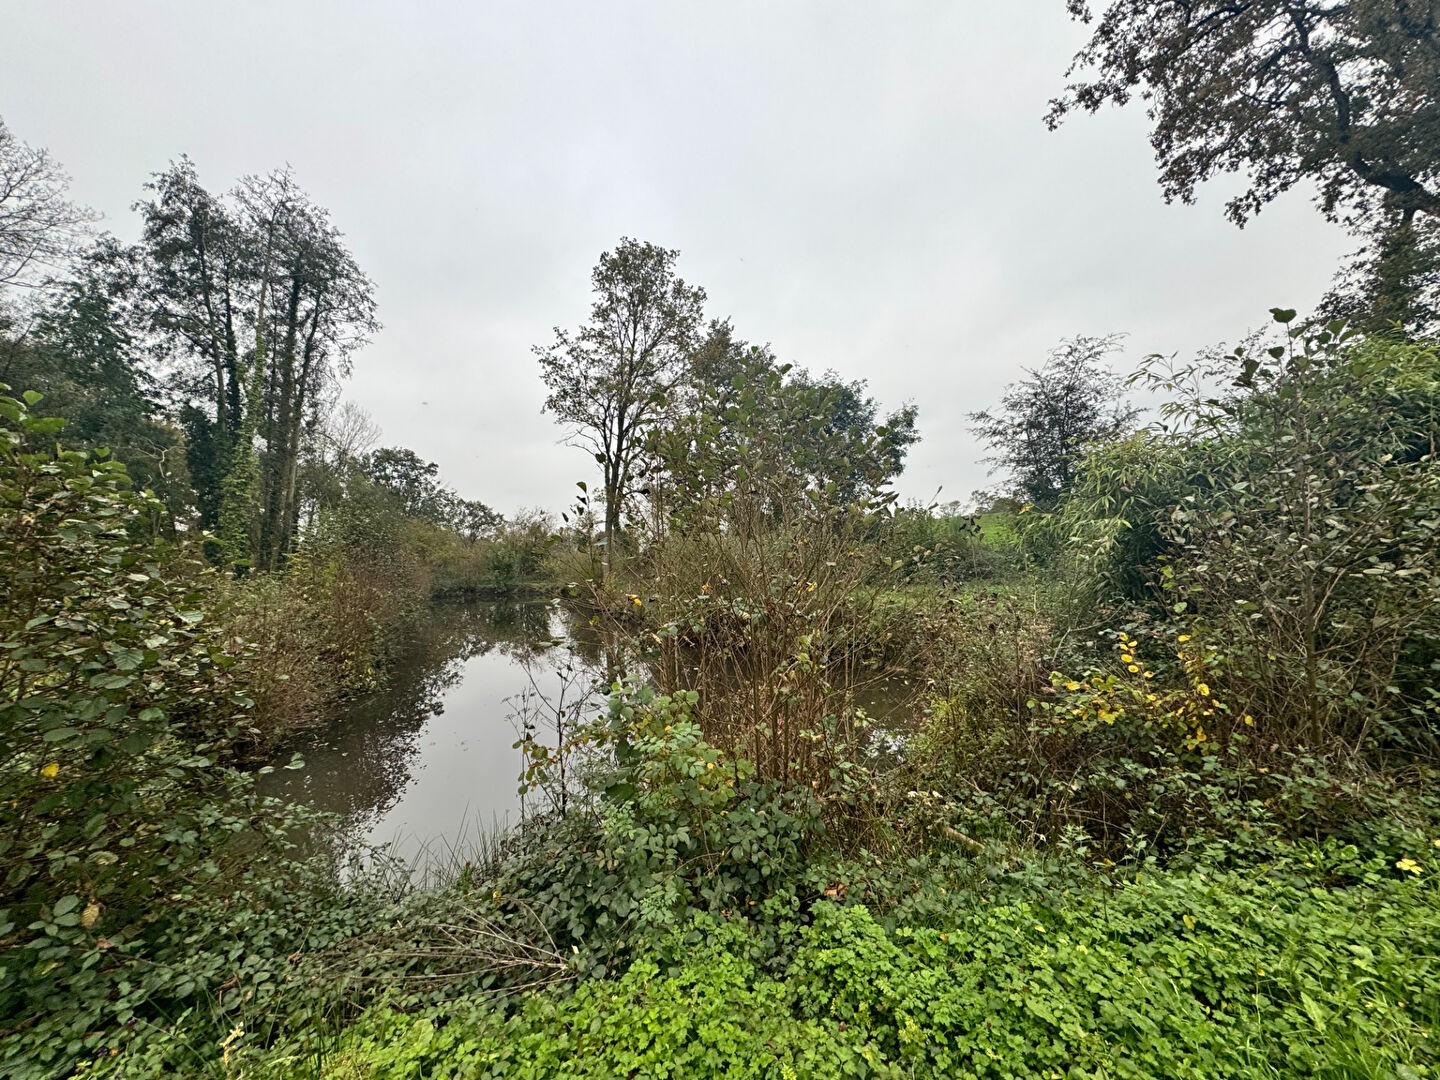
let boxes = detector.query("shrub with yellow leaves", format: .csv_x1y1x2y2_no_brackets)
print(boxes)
1038,632,1252,751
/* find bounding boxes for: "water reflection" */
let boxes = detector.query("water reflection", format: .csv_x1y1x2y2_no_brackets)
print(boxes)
257,598,919,872
257,600,599,869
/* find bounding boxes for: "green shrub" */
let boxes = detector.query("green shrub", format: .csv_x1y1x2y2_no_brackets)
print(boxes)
0,387,315,1075
1057,319,1440,750
307,848,1440,1079
498,682,825,976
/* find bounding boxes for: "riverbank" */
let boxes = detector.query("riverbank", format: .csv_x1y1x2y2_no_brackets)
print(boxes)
9,328,1440,1078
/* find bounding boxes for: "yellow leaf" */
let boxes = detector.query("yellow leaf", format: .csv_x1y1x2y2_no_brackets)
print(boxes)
81,901,101,930
1182,914,1196,930
1177,634,1192,643
40,762,59,780
1397,858,1423,875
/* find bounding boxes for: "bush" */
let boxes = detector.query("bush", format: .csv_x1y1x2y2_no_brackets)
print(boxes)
221,482,438,743
0,386,310,1076
430,509,558,595
1059,320,1440,751
308,846,1440,1079
497,682,825,976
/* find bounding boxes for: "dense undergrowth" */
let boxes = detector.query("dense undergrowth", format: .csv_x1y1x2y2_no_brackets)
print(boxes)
299,853,1440,1080
5,317,1440,1078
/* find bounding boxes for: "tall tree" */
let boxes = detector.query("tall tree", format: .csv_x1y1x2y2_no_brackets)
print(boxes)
535,238,706,572
134,161,376,568
0,116,93,290
969,335,1138,510
135,159,251,528
1049,2,1440,227
242,171,378,567
651,320,920,530
17,238,187,516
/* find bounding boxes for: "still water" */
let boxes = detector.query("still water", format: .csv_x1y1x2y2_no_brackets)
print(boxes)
256,600,605,869
257,598,917,872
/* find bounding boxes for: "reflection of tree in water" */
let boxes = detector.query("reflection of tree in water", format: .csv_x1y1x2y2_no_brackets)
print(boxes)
257,600,591,844
550,601,653,685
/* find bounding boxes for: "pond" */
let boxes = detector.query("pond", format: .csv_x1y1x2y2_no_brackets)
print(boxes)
256,599,608,870
257,598,920,874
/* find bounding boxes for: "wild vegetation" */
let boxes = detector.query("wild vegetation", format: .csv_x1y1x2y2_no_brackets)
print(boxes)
3,5,1440,1077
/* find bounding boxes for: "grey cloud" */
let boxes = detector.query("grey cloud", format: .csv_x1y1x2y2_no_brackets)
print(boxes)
1,0,1352,512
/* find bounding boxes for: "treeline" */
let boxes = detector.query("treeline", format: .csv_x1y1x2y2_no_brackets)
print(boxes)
0,121,501,577
535,238,920,572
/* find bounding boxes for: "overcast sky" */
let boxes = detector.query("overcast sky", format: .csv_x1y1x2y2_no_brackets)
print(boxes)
3,1,1354,514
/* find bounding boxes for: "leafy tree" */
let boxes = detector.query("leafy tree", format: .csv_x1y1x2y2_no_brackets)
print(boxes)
134,158,250,530
535,238,706,572
1050,1,1440,227
651,321,919,529
450,496,503,543
969,334,1137,510
133,160,377,569
359,445,498,538
9,239,189,518
1323,212,1440,336
362,445,451,521
0,116,93,290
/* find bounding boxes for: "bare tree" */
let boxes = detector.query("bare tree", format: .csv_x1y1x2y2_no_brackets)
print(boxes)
323,399,382,465
0,117,94,289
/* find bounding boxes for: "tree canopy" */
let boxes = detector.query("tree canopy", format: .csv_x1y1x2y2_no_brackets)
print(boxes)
133,160,379,567
1050,1,1440,228
650,320,919,529
969,334,1138,510
535,238,706,568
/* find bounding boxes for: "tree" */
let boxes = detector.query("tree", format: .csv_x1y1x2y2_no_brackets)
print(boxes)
1049,2,1440,227
361,446,451,521
358,445,499,539
15,238,187,518
969,335,1138,510
134,159,252,529
535,238,706,572
450,496,503,542
133,160,376,568
0,116,93,289
1322,211,1440,336
241,171,378,567
651,320,920,530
